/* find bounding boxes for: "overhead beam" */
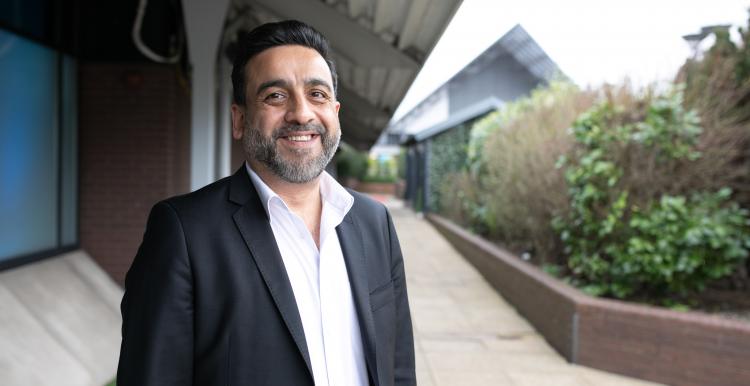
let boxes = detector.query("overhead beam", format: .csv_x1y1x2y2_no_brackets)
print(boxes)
339,112,389,142
347,0,370,19
248,0,420,70
339,109,373,137
337,86,390,123
397,0,430,50
340,112,382,145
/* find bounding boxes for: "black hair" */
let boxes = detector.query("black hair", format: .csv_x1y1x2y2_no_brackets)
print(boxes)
231,20,338,105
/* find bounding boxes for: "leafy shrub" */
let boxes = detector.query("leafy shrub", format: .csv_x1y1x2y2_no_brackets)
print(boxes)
678,23,750,211
679,20,750,280
438,171,490,234
335,145,369,181
621,190,750,296
473,81,596,260
556,89,750,298
365,156,398,183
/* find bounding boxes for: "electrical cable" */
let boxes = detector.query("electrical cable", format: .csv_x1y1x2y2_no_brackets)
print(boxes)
132,0,182,64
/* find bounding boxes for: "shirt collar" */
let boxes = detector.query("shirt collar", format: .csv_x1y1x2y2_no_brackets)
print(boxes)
245,162,278,217
245,162,354,220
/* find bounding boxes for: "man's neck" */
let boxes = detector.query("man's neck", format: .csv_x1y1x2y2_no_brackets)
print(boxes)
248,160,323,247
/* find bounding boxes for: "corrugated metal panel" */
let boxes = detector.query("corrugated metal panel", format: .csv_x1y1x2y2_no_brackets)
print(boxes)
499,25,560,81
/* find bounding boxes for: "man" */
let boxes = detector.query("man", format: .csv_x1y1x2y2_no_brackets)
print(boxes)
117,20,415,386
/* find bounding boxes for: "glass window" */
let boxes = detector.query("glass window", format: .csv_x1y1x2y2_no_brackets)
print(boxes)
0,29,61,261
61,54,78,246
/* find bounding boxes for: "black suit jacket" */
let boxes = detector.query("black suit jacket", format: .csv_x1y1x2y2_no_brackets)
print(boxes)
117,167,415,386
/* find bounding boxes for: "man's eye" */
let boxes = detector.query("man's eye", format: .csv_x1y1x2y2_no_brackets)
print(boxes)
310,90,329,100
264,92,286,103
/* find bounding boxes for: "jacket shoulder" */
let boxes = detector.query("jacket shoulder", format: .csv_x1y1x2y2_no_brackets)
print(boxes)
347,189,387,213
159,174,235,217
346,189,392,228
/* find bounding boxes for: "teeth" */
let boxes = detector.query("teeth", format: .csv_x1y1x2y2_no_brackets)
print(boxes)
287,135,312,141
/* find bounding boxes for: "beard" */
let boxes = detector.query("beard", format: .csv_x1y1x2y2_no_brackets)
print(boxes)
243,120,340,184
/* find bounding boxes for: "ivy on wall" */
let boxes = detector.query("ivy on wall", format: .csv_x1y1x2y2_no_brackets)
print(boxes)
426,120,476,213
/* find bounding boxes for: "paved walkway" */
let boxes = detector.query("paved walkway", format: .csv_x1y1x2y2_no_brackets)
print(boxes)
383,198,663,386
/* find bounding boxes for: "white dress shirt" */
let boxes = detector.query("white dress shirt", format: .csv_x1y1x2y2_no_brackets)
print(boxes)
246,163,367,386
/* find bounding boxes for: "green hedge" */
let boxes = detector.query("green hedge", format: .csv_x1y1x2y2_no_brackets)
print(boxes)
554,91,750,298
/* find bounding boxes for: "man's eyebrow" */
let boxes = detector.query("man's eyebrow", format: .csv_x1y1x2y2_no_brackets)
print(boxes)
255,79,289,95
305,78,333,92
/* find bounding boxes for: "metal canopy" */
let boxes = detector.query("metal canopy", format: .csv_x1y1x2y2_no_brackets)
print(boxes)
222,0,462,150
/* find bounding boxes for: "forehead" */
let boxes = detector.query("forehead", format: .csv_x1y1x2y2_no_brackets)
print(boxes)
245,45,333,88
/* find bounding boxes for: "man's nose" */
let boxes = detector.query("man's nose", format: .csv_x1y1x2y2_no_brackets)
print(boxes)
284,96,315,125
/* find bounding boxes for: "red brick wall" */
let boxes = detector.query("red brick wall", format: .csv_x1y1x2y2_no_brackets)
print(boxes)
79,63,190,285
577,298,750,386
428,213,750,386
353,182,397,195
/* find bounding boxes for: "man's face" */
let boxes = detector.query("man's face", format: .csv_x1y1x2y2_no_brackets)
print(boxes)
232,45,341,184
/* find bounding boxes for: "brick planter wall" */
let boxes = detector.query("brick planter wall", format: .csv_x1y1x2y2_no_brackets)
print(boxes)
354,181,397,195
79,63,190,285
428,213,750,386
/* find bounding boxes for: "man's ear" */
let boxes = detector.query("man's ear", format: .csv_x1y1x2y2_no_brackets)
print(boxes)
231,104,245,140
334,100,340,115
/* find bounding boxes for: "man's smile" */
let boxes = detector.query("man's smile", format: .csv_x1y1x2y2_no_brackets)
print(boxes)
287,134,313,141
277,131,322,149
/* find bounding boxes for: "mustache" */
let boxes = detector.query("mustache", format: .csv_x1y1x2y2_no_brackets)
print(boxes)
272,123,326,140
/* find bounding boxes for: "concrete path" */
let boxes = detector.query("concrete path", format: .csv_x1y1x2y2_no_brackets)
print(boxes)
383,198,663,386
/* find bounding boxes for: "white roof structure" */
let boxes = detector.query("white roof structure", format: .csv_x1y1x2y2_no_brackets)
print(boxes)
386,24,562,144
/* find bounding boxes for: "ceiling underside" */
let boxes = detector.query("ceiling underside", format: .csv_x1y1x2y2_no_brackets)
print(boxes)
223,0,462,150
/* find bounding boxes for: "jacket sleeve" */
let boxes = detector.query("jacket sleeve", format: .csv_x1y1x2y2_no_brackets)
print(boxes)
386,208,416,386
117,201,194,386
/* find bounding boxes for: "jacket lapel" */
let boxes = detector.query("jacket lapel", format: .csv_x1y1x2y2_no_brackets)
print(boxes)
337,211,380,386
228,168,313,378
